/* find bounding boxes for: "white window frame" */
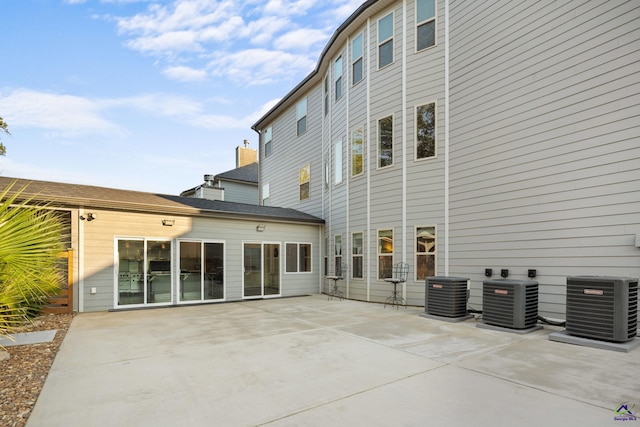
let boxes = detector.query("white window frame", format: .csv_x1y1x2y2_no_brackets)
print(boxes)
415,226,436,282
176,239,226,303
324,74,330,116
377,115,394,169
296,98,307,136
263,126,272,158
351,232,364,279
351,127,364,177
335,137,343,185
416,0,437,52
335,55,343,101
352,32,364,85
299,164,310,200
285,242,313,274
377,229,393,280
334,234,343,276
378,12,394,69
415,101,436,161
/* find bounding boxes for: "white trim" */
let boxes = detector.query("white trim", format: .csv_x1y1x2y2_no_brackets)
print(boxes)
415,0,437,53
175,239,226,304
414,100,438,161
284,241,313,274
444,0,450,275
376,114,395,170
402,0,408,300
366,16,371,301
78,209,85,312
377,10,395,69
414,225,437,283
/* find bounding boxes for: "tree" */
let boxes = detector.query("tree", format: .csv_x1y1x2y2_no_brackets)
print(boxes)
0,180,66,341
0,116,9,156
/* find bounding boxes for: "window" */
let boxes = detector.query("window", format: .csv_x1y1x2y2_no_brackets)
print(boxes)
378,116,393,168
351,127,364,176
324,236,328,276
378,229,393,279
416,227,436,281
352,33,363,85
263,126,272,158
334,235,342,276
335,56,343,100
416,0,436,51
324,75,330,116
116,239,172,306
179,240,224,302
335,138,343,185
262,183,270,206
299,164,310,200
286,243,312,273
324,152,330,191
378,12,394,68
296,98,307,136
416,103,436,159
352,232,363,279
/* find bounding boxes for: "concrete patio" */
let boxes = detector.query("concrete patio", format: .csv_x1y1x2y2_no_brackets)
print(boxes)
27,295,639,426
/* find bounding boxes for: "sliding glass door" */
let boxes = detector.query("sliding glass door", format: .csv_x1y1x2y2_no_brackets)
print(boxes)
243,242,280,298
178,240,224,302
116,238,171,306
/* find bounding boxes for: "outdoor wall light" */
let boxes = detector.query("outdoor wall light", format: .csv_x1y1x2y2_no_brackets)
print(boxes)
162,219,175,226
256,224,266,232
501,269,509,278
528,269,537,278
485,268,492,277
80,212,96,221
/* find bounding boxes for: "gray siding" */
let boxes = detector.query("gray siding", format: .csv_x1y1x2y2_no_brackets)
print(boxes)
218,180,258,205
448,0,640,319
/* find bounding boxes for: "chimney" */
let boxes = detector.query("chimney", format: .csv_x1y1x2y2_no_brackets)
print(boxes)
236,140,257,168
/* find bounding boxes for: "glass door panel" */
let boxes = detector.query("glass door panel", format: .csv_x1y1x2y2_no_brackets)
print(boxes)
205,242,224,300
180,241,202,301
244,244,262,297
264,244,280,296
117,239,144,306
147,240,172,304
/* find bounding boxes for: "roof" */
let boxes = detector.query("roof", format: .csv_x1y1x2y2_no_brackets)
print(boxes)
252,0,388,131
216,162,258,184
0,177,324,225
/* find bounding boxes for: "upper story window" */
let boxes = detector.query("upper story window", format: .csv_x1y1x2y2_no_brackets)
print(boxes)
296,98,307,136
378,12,394,68
416,103,436,159
352,33,364,85
324,151,330,191
262,183,270,206
324,75,329,116
351,127,364,177
378,115,393,168
335,138,343,185
299,164,310,200
263,126,272,158
335,56,343,100
416,0,436,51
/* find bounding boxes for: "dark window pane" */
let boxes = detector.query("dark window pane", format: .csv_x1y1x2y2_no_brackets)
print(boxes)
353,58,363,84
379,39,393,68
297,116,306,136
417,21,435,51
417,103,435,159
286,243,297,272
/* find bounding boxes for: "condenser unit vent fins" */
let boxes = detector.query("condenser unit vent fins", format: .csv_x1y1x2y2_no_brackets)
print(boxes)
566,276,638,343
425,276,469,318
482,279,538,329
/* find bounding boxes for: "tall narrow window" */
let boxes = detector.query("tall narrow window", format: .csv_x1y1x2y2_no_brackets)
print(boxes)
352,232,363,279
299,164,310,200
264,126,272,158
334,235,342,276
416,227,436,281
262,183,270,206
324,236,328,276
296,98,307,136
416,103,436,159
335,138,343,184
324,75,329,116
378,116,393,168
352,33,363,85
378,229,393,279
416,0,436,51
324,152,330,191
378,12,394,68
351,127,363,177
335,56,343,100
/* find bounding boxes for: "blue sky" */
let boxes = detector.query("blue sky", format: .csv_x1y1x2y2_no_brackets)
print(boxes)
0,0,363,194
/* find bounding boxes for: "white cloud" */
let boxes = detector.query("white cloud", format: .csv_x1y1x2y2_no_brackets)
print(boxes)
274,28,330,51
0,89,121,137
162,65,208,82
263,0,317,16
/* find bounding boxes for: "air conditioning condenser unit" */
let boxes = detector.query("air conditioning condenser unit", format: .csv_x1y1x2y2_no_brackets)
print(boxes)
424,276,470,320
481,279,539,330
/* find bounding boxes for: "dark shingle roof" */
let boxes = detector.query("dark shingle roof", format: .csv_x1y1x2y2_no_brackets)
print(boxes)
216,162,259,184
0,177,324,224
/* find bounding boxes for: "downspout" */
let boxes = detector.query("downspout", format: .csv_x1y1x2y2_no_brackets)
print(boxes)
366,17,372,302
444,0,451,275
402,0,408,299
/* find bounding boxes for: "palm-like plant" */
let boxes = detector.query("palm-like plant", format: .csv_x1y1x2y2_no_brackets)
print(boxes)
0,180,66,339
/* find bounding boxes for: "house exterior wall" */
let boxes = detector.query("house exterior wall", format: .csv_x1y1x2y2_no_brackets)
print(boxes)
79,209,321,312
447,0,640,319
218,179,258,205
256,0,640,316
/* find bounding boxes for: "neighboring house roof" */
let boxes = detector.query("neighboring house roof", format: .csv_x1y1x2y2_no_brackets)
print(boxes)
216,162,258,185
0,177,324,224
